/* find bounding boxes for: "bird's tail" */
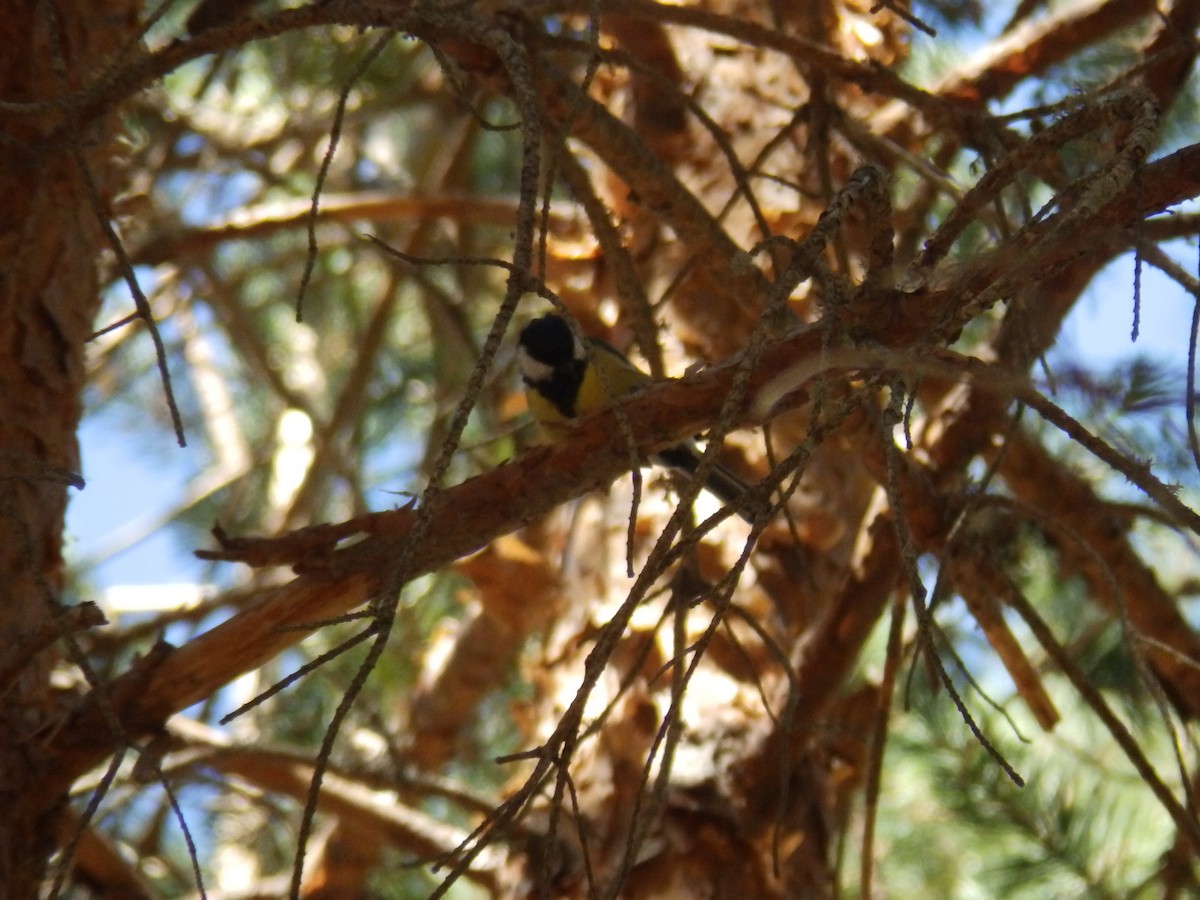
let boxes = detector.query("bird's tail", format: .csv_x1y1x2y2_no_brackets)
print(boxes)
654,444,766,523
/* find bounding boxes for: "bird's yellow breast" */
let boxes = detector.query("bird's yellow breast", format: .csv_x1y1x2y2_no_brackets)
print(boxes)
526,337,652,440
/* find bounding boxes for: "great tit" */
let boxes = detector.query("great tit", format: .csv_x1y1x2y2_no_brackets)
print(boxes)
517,313,758,519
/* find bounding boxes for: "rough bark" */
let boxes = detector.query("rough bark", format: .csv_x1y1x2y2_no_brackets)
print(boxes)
0,0,137,892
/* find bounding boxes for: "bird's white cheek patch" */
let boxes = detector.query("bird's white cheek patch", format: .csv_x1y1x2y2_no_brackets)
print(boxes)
518,349,556,383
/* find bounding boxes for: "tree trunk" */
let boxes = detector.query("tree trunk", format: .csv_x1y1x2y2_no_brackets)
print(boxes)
0,0,137,892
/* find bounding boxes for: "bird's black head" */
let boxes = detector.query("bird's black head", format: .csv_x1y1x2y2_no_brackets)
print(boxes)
518,314,581,367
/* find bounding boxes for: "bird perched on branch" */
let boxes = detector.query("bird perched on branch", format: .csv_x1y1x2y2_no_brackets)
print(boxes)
517,313,760,521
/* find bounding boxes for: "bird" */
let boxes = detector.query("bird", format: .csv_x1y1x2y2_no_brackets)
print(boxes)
517,313,759,521
185,0,263,33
